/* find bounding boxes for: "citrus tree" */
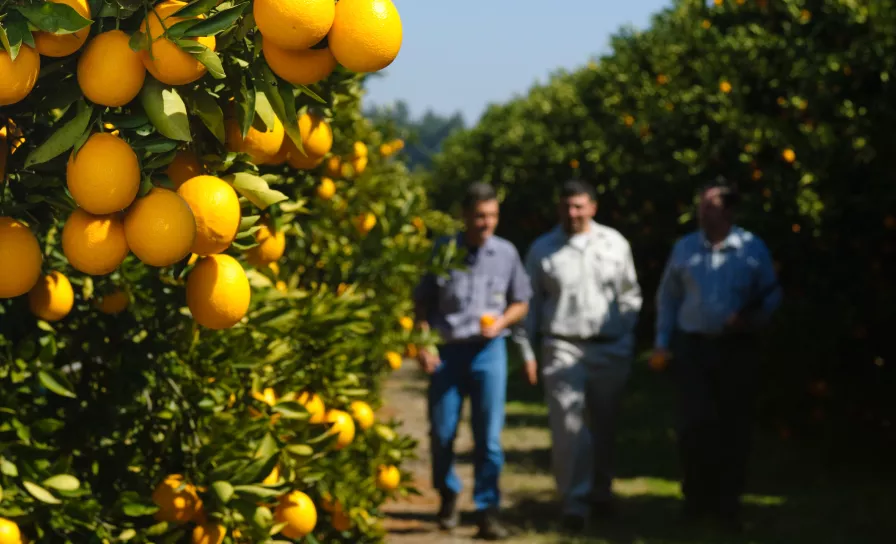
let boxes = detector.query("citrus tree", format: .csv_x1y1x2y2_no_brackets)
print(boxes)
431,0,896,444
0,0,453,542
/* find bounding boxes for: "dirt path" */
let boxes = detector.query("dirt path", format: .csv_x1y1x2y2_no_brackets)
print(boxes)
378,362,557,543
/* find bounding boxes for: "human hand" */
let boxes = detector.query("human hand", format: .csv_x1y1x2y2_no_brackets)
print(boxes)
480,314,506,339
649,348,669,372
417,348,441,374
524,359,538,385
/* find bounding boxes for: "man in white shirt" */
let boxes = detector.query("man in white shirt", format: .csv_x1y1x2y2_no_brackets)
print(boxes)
514,180,642,533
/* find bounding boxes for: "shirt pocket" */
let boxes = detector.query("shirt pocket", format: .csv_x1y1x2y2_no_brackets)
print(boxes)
437,271,470,314
546,251,581,291
478,274,509,313
593,254,624,294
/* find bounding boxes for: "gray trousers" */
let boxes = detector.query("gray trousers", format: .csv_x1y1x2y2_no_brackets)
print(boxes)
541,336,632,517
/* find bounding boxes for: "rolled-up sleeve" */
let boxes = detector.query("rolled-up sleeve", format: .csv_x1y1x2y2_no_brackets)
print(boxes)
617,241,642,334
512,244,542,362
507,246,533,304
751,239,782,326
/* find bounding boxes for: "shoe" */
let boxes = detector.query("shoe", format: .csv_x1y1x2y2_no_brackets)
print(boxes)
475,507,510,540
561,514,586,534
437,492,460,530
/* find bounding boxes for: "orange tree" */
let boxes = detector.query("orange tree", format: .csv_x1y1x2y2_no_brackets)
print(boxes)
431,0,896,445
0,0,453,542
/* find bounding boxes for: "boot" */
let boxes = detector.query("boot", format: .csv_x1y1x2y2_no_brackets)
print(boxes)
475,507,510,540
437,492,460,530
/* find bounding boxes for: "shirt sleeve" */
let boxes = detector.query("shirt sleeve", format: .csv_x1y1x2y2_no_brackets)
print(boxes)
507,245,533,304
617,240,642,334
748,238,782,326
655,240,683,349
512,243,542,362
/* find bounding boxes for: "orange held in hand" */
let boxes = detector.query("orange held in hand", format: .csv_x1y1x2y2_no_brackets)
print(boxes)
480,314,497,330
648,351,668,372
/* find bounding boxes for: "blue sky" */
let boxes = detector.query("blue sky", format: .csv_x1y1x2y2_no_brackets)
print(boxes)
364,0,672,124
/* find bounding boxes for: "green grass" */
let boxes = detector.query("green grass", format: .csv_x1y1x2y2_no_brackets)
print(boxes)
494,355,896,544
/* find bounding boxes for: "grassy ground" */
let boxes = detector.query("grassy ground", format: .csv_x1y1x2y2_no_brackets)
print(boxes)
381,350,896,543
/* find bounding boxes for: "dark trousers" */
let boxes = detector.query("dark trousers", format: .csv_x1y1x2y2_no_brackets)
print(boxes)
671,331,759,517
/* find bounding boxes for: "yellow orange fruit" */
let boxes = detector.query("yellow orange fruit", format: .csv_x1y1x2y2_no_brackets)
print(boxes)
254,0,335,51
0,126,8,183
263,38,337,85
354,212,377,235
124,188,197,267
62,209,130,276
0,518,22,544
78,30,145,107
96,290,129,314
186,254,251,330
298,113,333,157
325,409,355,449
28,271,75,322
320,492,339,513
350,155,368,176
317,177,336,200
298,391,326,424
152,474,202,524
0,217,43,299
385,351,402,370
480,314,496,330
399,316,414,331
66,132,141,215
379,143,393,157
252,387,278,406
34,0,91,58
325,156,342,177
0,45,41,106
225,117,285,165
376,464,400,491
719,80,732,93
352,141,368,158
350,400,375,430
166,150,203,188
262,464,281,485
192,523,225,544
782,148,796,163
140,1,217,86
247,224,286,267
275,280,288,292
648,351,668,372
329,0,403,73
176,175,241,255
287,148,325,170
274,490,318,539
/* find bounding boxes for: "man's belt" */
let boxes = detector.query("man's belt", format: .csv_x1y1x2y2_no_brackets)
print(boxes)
547,334,620,344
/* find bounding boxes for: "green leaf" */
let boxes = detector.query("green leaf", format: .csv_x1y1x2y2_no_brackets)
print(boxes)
239,215,261,230
186,90,225,143
38,369,77,398
224,172,289,210
257,64,303,149
285,444,313,457
231,72,256,139
254,92,277,132
1,11,34,61
173,0,220,17
23,481,61,504
140,77,192,142
296,84,326,104
121,494,160,517
271,401,310,420
24,101,93,168
183,5,247,37
253,505,273,528
212,481,234,504
176,39,225,80
255,432,279,459
43,474,80,491
232,453,278,485
15,3,92,35
118,529,137,541
232,484,283,500
128,30,151,53
0,458,18,477
164,19,201,40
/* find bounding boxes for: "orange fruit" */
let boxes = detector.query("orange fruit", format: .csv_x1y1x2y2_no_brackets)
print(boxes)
152,474,202,524
350,400,375,430
246,223,286,267
325,409,355,449
62,209,130,276
0,45,40,106
317,177,336,200
34,0,91,58
782,148,796,163
274,490,318,539
331,509,351,532
254,0,335,50
324,156,342,177
0,217,43,298
354,212,377,235
719,80,732,93
124,188,197,267
0,518,22,544
176,175,241,255
399,316,414,331
186,254,251,329
140,0,217,86
95,290,129,314
298,391,326,424
328,0,403,73
385,351,402,370
166,150,203,188
78,30,146,107
375,464,400,491
262,464,281,485
648,351,668,372
263,37,337,85
67,132,141,215
480,314,496,330
28,271,75,322
192,523,225,544
225,117,285,165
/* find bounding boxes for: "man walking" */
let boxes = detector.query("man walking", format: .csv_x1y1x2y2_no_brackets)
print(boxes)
514,180,642,533
413,182,532,540
652,178,781,531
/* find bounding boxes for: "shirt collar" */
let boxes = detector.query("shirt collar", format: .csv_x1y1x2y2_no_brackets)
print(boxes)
699,225,743,250
457,232,497,255
552,220,602,244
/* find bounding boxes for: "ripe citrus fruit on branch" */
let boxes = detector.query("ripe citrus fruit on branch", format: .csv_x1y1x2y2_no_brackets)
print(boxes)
0,45,40,106
328,0,403,73
152,474,202,524
67,133,141,215
34,0,92,58
247,223,286,267
254,0,335,51
186,254,251,330
28,271,75,322
263,38,337,85
176,175,241,256
124,188,197,267
0,217,42,299
62,209,130,276
78,30,147,107
140,0,217,86
274,490,318,539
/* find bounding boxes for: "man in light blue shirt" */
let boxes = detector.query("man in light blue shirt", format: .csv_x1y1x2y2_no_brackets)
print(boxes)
652,178,781,532
413,182,532,540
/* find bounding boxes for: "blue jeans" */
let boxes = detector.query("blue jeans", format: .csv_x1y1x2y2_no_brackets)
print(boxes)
428,337,507,511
